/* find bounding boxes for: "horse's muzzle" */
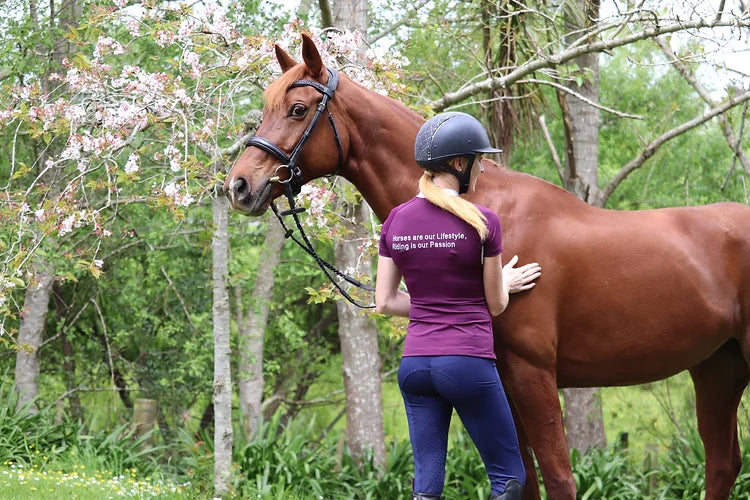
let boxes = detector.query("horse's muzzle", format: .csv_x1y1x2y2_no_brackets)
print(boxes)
225,176,274,216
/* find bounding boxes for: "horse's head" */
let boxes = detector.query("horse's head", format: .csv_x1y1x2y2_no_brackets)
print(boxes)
224,34,348,216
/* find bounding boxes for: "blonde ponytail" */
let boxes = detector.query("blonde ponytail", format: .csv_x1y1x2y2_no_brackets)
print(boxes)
419,172,488,240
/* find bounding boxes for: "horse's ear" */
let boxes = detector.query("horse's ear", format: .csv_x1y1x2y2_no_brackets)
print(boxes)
300,33,324,78
275,44,297,73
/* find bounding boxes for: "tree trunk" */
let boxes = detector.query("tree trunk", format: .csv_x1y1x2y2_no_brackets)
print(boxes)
561,387,606,452
14,0,80,417
211,194,233,496
328,0,387,470
332,0,367,29
481,0,517,159
59,328,83,420
236,215,285,440
14,270,54,413
333,198,386,468
558,0,607,453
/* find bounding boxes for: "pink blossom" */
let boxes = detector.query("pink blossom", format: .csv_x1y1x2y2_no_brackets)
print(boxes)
205,8,238,45
0,109,13,125
124,17,140,37
164,181,179,198
175,192,195,207
174,88,192,105
59,215,76,236
124,153,140,174
94,36,125,58
156,30,177,48
163,145,181,172
64,104,87,126
61,135,83,161
178,18,197,38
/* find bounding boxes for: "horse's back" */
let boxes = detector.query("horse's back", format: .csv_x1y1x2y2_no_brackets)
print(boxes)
486,170,750,386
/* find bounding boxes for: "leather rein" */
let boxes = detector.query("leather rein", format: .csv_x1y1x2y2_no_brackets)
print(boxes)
245,68,375,309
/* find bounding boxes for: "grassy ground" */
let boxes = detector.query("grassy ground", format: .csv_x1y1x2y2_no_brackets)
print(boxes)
0,463,191,499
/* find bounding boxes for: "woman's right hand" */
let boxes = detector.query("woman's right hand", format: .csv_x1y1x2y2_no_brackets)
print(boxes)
502,255,542,294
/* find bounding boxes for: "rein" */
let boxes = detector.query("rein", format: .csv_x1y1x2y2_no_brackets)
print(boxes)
245,68,375,309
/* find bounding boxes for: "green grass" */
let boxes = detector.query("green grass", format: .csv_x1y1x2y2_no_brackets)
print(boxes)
0,463,190,499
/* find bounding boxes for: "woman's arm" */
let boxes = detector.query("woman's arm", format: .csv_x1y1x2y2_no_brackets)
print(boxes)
375,256,411,317
483,255,509,316
484,254,542,316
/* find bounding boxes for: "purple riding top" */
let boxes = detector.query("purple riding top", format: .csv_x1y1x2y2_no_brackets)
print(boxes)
379,195,502,358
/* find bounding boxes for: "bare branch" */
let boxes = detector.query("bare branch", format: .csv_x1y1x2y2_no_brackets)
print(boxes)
538,114,565,182
519,78,644,119
653,36,750,178
369,0,431,44
599,89,750,205
91,296,117,414
432,16,750,111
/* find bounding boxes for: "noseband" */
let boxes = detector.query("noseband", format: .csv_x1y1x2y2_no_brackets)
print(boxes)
245,67,344,196
243,67,373,308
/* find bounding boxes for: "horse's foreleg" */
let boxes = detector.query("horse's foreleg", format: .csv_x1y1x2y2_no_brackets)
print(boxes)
501,353,576,500
504,390,540,500
689,340,749,500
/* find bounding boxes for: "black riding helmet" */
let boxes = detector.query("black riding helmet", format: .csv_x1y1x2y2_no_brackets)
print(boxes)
414,112,502,194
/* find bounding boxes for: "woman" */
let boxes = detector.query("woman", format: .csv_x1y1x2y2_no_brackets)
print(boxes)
375,112,541,500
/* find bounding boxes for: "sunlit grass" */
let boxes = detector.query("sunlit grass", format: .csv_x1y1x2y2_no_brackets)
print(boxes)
0,462,190,499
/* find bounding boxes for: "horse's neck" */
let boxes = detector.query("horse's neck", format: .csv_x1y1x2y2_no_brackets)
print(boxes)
333,78,590,222
336,78,425,221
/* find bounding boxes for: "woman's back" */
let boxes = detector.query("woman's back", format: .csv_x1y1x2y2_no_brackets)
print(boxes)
380,196,502,358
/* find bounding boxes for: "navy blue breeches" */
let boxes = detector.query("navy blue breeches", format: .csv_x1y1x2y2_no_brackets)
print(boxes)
398,355,526,496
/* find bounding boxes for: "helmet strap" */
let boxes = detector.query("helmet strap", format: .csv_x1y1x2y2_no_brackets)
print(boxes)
448,155,476,194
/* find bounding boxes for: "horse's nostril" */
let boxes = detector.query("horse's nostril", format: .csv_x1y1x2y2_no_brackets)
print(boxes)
233,177,248,196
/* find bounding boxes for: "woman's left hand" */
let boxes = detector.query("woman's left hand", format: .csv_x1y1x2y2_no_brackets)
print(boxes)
502,255,542,294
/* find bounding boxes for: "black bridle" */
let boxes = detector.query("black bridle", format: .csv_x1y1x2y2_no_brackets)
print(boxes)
244,67,375,309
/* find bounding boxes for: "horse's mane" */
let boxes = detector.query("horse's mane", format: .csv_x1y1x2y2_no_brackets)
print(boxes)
263,65,308,111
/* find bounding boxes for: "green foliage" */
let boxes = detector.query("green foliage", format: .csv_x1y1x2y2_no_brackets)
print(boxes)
0,381,77,466
3,392,750,500
570,448,646,499
237,416,346,497
0,380,162,478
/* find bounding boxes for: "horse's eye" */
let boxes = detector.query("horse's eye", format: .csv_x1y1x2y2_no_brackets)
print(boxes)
289,104,307,118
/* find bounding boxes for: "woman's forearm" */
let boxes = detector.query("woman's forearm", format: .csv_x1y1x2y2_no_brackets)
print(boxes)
376,290,411,317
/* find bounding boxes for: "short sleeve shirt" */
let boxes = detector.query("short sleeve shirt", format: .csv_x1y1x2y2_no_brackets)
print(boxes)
379,196,502,358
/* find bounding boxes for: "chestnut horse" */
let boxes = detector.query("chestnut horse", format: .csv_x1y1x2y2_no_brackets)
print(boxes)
225,34,750,500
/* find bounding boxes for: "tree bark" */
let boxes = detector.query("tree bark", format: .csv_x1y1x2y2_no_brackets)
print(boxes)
333,198,386,468
14,270,54,413
212,194,233,496
561,387,606,452
14,0,80,417
558,0,607,453
236,215,285,440
59,328,83,420
331,0,367,30
328,0,387,470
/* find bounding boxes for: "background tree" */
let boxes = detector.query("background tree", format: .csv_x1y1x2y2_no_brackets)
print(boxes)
556,0,608,454
14,0,83,415
327,0,387,469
